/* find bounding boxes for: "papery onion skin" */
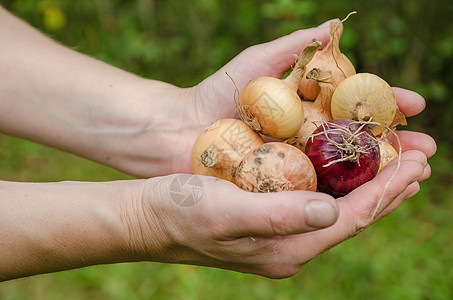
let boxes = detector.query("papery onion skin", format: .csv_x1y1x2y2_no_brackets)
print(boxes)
240,77,304,139
287,68,335,152
235,142,317,193
378,140,398,172
331,73,397,136
305,118,380,196
299,21,356,101
238,39,322,140
191,119,264,182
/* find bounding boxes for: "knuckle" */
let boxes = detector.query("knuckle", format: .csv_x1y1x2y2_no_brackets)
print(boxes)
268,204,294,235
342,201,373,238
384,184,406,202
344,185,403,238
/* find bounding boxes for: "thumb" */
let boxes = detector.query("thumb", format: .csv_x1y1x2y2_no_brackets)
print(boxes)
217,186,339,237
252,18,340,71
273,18,341,50
317,18,341,29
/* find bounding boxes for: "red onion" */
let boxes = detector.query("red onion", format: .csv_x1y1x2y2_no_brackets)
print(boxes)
305,118,380,196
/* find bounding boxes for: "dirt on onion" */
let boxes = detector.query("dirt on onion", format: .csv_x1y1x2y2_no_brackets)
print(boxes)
234,142,317,193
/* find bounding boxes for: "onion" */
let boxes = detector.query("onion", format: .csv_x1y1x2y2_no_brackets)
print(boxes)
191,119,264,182
298,13,356,101
378,140,398,172
234,142,317,193
286,68,335,151
330,73,407,136
305,118,380,196
238,39,322,139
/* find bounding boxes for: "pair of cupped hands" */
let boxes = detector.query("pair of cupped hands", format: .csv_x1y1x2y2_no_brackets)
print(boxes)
125,19,436,278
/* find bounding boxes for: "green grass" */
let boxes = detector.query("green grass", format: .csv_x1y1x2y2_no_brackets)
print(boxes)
0,134,132,182
0,134,452,299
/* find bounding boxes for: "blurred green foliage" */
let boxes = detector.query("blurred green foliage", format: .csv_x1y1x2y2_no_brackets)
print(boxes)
0,0,452,299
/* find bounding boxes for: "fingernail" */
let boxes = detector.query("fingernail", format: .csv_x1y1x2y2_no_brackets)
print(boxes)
317,18,340,28
414,162,426,181
305,200,338,228
404,189,419,200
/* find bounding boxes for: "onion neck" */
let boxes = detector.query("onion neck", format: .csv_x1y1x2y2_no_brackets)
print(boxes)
283,39,322,91
306,68,335,116
329,21,343,63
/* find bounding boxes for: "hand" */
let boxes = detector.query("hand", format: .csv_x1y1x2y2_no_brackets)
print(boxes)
187,20,335,125
121,86,435,279
162,20,335,174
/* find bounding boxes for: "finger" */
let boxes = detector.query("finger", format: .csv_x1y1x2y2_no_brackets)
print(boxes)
418,163,431,182
382,149,431,182
209,185,339,237
237,19,338,79
332,152,424,237
281,158,424,258
375,181,420,221
392,87,426,117
262,19,339,62
388,131,437,159
385,149,427,169
354,149,427,215
215,19,337,108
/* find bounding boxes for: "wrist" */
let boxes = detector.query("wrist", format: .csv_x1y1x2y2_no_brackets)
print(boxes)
92,79,197,177
111,177,178,262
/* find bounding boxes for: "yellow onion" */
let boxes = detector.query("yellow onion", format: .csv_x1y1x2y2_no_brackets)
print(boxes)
330,73,406,136
378,140,398,172
298,14,356,101
238,39,322,139
191,119,264,182
234,142,317,193
286,68,335,151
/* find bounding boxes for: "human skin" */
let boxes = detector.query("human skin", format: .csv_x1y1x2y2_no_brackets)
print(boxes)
0,7,436,281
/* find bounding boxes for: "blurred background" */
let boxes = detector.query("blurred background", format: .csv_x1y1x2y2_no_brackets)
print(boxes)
0,0,452,299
